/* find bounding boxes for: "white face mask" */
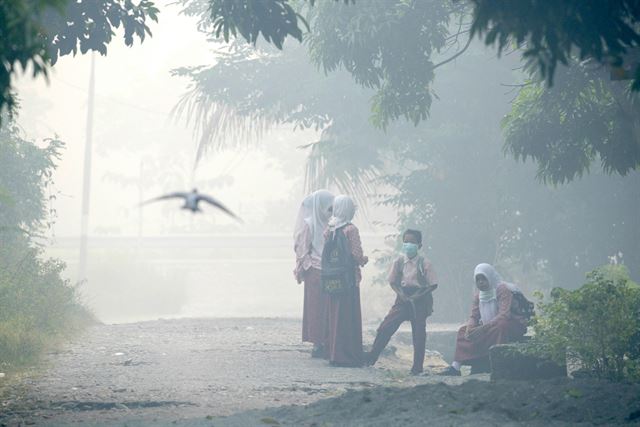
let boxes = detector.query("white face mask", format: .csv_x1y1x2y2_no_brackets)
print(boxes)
402,242,419,258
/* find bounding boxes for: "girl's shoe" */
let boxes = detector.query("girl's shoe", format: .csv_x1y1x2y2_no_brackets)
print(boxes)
410,367,424,376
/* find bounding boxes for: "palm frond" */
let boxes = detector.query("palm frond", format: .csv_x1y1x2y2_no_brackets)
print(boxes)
303,136,383,216
172,88,278,164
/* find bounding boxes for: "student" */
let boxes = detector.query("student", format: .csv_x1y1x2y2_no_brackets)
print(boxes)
323,195,368,367
365,229,438,375
293,190,335,357
440,263,528,376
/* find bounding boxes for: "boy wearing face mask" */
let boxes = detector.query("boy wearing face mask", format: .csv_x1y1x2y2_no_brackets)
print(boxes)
365,229,438,375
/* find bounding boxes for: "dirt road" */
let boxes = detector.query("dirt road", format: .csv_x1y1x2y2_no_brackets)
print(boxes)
0,318,455,426
1,318,638,426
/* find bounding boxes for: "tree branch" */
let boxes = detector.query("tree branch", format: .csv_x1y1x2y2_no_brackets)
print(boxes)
433,34,473,70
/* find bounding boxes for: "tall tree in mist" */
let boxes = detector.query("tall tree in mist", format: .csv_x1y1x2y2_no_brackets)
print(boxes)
174,3,640,320
195,0,640,181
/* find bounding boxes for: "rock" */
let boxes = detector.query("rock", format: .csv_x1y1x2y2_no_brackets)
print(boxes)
490,343,566,381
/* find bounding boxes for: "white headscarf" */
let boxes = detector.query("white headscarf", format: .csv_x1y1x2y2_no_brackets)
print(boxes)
293,194,313,240
328,195,356,231
294,190,334,259
474,263,516,324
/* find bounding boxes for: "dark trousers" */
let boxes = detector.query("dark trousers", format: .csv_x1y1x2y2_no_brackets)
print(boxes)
369,290,432,373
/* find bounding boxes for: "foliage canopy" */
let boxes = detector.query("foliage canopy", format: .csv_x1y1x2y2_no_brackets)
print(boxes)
503,63,640,184
196,0,640,183
471,0,640,90
0,0,158,117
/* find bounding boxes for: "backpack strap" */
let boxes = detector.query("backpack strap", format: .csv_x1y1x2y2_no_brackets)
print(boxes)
416,256,429,287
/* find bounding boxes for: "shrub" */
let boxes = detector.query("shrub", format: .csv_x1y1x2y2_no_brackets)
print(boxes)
533,265,640,381
0,119,92,369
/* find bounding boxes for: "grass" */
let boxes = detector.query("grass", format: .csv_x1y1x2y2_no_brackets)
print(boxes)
0,244,94,371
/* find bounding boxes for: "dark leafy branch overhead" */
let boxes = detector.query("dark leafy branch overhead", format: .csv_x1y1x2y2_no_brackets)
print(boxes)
199,0,640,125
307,0,458,129
194,0,354,50
0,0,159,118
470,0,640,89
502,62,640,184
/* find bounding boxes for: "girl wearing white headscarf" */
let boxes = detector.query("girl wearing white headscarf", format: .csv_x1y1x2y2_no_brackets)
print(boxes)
323,195,369,367
440,263,528,376
294,190,335,356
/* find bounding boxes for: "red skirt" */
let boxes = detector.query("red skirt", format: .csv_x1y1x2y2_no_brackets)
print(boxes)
302,268,329,346
454,318,527,363
326,286,363,366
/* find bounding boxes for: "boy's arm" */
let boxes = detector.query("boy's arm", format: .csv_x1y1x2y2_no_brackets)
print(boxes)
406,283,438,301
406,258,438,301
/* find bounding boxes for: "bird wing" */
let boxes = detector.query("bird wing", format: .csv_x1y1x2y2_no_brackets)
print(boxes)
140,192,188,206
198,194,243,222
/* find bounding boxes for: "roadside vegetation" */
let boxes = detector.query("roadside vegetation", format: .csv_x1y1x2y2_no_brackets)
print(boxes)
0,118,93,370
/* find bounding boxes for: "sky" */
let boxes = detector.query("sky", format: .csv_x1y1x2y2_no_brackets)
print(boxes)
14,0,315,238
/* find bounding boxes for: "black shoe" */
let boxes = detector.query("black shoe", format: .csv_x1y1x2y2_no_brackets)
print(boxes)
438,366,461,376
410,367,424,376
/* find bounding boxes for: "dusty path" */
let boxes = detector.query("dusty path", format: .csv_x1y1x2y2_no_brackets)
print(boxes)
2,318,639,426
0,318,457,426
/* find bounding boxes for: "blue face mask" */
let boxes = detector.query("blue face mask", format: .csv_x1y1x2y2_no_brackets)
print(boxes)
402,242,419,258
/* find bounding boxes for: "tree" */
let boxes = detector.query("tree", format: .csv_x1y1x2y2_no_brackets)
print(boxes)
197,0,640,181
0,0,159,117
0,117,90,365
0,118,63,238
180,0,352,49
470,0,640,90
503,62,640,184
172,40,385,202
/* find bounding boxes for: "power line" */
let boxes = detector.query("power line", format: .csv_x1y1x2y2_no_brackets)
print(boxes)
52,75,171,117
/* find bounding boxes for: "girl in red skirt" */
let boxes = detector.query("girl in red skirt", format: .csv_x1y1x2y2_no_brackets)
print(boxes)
294,190,335,357
324,195,368,367
440,263,527,375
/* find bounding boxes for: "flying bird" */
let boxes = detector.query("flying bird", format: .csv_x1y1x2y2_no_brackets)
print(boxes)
141,188,242,222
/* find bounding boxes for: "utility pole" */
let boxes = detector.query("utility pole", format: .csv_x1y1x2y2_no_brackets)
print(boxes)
137,159,144,252
78,53,96,283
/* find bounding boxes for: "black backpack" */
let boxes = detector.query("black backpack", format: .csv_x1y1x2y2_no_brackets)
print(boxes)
321,227,355,295
511,290,535,320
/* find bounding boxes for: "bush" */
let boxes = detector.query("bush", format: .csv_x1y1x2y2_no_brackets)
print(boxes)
0,245,92,367
533,265,640,381
0,119,92,369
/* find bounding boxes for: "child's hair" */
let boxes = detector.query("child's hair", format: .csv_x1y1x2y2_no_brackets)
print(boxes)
403,229,423,245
